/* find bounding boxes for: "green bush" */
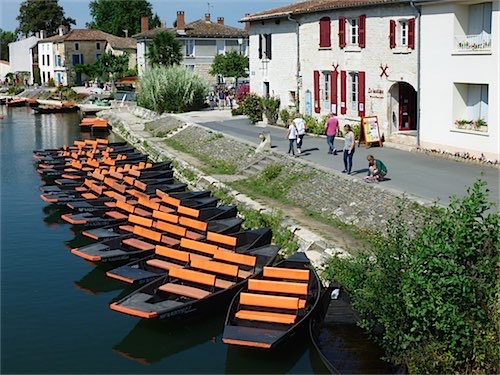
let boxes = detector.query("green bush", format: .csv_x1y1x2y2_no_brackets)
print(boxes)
280,108,291,126
262,96,280,125
7,86,24,95
231,106,244,116
241,93,263,124
137,65,209,114
323,180,499,374
301,114,323,135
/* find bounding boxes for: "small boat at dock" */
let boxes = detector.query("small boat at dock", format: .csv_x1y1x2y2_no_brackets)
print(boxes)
222,252,321,350
32,102,79,114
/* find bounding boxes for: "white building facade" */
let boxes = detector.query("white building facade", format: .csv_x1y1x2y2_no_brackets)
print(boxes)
244,1,419,141
8,36,39,84
418,0,498,161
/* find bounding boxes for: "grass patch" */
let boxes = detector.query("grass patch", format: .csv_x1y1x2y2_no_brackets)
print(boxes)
164,138,237,175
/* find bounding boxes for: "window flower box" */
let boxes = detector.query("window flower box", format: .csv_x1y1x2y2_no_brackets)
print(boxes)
454,119,488,132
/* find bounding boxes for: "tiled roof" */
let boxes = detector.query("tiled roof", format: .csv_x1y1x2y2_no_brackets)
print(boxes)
41,29,135,49
134,19,248,39
241,0,408,21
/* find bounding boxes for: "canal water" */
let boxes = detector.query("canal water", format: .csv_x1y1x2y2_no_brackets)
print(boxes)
1,107,388,374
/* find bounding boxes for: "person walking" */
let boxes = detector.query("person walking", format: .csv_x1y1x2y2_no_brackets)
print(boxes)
324,113,339,155
218,89,226,110
342,124,355,174
293,114,306,154
286,119,298,157
208,92,215,110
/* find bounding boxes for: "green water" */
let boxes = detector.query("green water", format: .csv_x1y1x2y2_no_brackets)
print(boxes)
0,107,330,374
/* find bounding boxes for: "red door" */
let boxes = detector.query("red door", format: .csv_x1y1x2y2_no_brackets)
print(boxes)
398,83,417,131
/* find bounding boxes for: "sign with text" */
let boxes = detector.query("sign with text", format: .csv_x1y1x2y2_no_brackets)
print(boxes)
358,116,383,148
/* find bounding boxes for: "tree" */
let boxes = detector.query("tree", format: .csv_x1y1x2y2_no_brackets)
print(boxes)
87,0,160,37
323,180,499,374
0,29,17,61
210,50,249,86
74,51,129,87
146,31,182,68
16,0,75,37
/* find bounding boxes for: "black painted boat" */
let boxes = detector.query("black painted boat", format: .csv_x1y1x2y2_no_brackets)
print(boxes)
109,240,279,320
82,204,238,240
221,252,321,349
32,104,79,114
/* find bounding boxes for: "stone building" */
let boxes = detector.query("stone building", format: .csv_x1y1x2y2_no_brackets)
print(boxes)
135,12,249,85
243,0,499,159
243,0,419,144
37,27,136,86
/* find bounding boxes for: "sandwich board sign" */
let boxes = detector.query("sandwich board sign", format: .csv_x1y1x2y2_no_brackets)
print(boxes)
358,116,383,148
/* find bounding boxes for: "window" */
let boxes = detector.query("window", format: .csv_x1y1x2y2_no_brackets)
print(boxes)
349,18,358,45
319,17,331,48
259,34,272,60
390,18,415,49
400,20,408,46
46,54,50,66
322,71,331,110
42,54,45,65
75,43,79,51
96,53,101,60
185,40,194,56
350,72,358,111
96,42,101,50
455,2,493,51
56,55,61,67
454,83,489,130
72,54,81,65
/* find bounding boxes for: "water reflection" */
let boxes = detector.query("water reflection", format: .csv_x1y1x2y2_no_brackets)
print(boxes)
113,312,224,365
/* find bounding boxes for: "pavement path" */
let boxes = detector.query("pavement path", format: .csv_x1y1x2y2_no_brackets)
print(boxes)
181,110,499,206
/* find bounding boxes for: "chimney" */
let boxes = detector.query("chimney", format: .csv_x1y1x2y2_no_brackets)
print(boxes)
244,14,250,33
205,13,211,22
160,20,165,28
141,16,148,33
40,30,45,39
58,25,65,36
217,17,224,26
176,11,185,32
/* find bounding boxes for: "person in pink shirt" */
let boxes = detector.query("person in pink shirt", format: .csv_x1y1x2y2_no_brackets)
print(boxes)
324,113,339,155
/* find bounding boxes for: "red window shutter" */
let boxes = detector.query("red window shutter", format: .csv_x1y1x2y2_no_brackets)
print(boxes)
340,70,346,115
338,17,346,49
314,70,321,113
408,18,415,49
319,17,331,48
358,71,365,117
389,20,396,49
330,70,338,115
358,15,366,48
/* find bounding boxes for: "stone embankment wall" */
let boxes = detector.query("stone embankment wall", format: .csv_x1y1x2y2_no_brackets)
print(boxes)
100,107,430,265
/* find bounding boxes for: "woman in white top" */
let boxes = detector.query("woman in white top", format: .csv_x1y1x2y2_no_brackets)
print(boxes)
293,115,306,154
286,120,298,156
342,124,355,174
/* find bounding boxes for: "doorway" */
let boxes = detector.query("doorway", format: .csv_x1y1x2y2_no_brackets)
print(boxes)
398,82,417,131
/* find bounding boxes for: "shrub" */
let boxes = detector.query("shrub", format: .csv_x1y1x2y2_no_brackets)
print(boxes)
231,106,244,116
280,108,291,126
301,114,323,135
323,180,499,374
47,78,55,87
236,83,249,102
137,65,209,114
262,96,280,125
241,93,263,124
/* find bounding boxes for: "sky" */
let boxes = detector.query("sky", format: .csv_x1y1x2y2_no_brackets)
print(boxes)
0,0,293,32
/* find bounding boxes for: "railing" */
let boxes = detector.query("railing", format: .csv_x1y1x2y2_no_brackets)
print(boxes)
455,32,491,51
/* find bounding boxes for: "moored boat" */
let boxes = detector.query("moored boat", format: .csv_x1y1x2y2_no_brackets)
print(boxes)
32,104,79,114
221,252,321,349
109,241,279,320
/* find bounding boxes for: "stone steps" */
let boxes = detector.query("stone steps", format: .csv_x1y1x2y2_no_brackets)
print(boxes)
238,154,281,176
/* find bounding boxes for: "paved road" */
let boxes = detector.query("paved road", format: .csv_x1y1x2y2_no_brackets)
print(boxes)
183,112,499,206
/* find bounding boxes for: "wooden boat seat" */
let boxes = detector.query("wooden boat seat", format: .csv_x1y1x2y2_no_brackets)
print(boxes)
215,279,235,289
122,237,155,251
155,220,187,238
104,201,116,207
179,216,208,232
116,201,135,214
190,258,239,278
159,267,216,299
235,310,296,324
145,258,184,271
239,292,300,310
162,195,181,207
248,279,309,295
133,207,152,217
180,238,219,256
153,210,179,224
159,283,211,299
128,214,153,228
133,225,161,243
206,231,237,249
213,249,256,267
105,211,128,220
81,192,99,200
160,235,180,247
177,205,200,218
123,176,135,186
103,190,116,197
138,197,160,211
118,224,134,232
263,267,310,281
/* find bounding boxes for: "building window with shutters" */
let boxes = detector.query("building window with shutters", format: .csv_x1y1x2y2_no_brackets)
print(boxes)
259,34,272,60
319,17,331,48
453,83,489,131
349,18,358,45
349,72,358,111
185,40,195,57
322,71,331,110
75,43,79,51
390,18,415,51
96,42,101,50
